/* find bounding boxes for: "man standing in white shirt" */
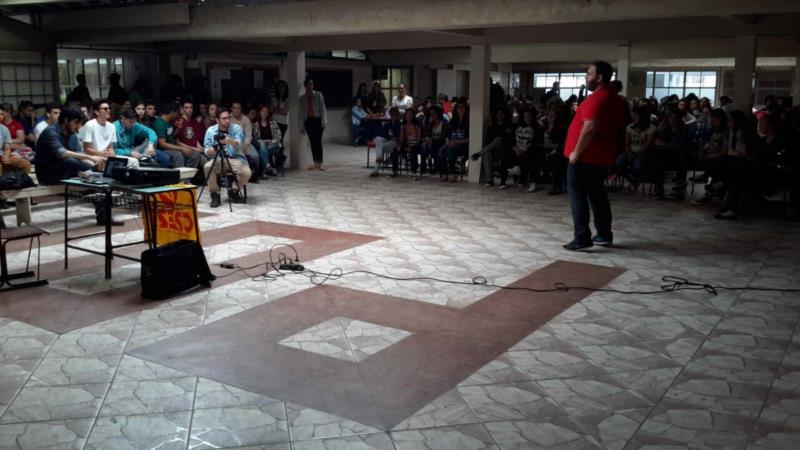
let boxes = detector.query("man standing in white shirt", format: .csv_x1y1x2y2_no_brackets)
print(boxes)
230,100,260,179
391,83,414,114
34,103,61,142
82,99,116,159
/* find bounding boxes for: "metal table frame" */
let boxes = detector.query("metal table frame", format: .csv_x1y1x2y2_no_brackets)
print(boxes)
62,179,200,279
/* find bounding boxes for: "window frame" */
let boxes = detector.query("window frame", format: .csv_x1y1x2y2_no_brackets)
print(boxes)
645,70,717,102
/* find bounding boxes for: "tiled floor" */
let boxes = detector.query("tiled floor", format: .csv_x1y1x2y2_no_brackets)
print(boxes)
0,143,798,449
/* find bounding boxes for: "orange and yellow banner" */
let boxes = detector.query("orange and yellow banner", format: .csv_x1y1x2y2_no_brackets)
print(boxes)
142,187,200,246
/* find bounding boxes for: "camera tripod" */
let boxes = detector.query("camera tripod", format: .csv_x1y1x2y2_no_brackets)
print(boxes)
197,140,239,212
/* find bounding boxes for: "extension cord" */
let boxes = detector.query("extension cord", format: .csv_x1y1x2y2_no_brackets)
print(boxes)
279,263,305,271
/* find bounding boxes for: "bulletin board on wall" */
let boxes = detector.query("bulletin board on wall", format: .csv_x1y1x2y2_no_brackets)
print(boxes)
306,69,352,107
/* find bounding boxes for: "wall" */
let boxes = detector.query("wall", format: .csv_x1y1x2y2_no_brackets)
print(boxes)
0,16,58,106
436,69,456,98
191,53,370,143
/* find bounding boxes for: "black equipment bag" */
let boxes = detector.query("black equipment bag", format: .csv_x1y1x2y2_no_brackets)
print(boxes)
0,171,36,191
141,239,215,300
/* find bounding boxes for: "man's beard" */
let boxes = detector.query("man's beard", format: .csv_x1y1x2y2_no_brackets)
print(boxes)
587,79,599,92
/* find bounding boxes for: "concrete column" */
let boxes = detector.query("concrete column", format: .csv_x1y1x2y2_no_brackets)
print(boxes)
616,45,631,96
286,51,307,170
792,56,800,104
732,35,757,112
468,45,490,184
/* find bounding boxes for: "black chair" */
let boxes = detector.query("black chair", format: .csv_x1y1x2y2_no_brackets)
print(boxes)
0,223,49,292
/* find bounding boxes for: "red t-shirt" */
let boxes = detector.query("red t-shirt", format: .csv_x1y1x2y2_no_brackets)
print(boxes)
173,117,202,147
563,85,624,167
3,119,24,140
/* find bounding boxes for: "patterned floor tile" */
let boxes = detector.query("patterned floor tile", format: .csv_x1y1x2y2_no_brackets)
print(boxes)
391,389,480,431
485,417,604,450
391,424,498,450
188,404,289,449
292,432,395,449
0,383,108,423
84,411,190,450
0,418,92,449
458,382,567,422
99,377,197,416
286,403,382,441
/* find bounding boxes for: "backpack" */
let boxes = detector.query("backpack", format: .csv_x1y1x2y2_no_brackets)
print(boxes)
0,171,36,191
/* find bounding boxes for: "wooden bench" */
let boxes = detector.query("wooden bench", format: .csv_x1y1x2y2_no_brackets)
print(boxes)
2,184,64,226
1,167,199,227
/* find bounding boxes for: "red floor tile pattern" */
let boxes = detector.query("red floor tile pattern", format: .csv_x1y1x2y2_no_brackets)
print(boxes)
129,260,624,430
0,221,381,333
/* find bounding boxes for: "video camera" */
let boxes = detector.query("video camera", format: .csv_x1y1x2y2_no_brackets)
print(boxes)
214,130,226,144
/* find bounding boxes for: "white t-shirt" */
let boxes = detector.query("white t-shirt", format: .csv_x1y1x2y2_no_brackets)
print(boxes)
515,126,534,150
272,98,288,125
33,120,50,141
82,118,117,151
626,123,656,153
391,95,414,113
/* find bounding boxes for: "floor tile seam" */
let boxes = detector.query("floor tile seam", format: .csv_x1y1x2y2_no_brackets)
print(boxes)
0,327,62,423
745,314,800,445
80,308,150,450
621,256,770,448
527,374,655,442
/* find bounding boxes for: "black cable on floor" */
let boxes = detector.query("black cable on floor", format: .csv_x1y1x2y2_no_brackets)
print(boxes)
212,244,800,296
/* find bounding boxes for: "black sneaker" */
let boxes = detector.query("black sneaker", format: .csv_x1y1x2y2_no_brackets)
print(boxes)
229,190,245,204
210,192,221,208
470,152,481,161
592,236,613,246
563,241,593,252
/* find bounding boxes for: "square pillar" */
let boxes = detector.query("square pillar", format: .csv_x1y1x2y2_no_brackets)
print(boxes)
468,45,490,184
616,45,631,96
732,35,757,112
287,51,307,170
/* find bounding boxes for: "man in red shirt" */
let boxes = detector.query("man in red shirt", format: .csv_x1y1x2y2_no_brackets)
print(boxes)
562,61,624,251
173,99,208,184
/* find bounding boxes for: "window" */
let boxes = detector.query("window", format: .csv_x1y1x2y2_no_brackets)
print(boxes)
0,50,55,107
645,70,717,102
57,57,126,102
310,50,366,61
374,66,412,102
533,72,586,100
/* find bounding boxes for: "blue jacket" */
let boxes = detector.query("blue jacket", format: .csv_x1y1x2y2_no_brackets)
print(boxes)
113,120,157,156
203,123,246,161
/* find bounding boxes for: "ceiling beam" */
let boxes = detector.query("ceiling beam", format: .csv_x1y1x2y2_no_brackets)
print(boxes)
40,3,189,32
50,0,800,45
0,0,73,5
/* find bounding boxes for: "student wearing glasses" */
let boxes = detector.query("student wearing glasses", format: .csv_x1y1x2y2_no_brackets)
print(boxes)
82,99,117,159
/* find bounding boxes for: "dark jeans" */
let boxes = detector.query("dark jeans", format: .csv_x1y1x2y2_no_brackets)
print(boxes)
547,150,567,191
567,161,612,245
37,157,92,185
655,147,690,195
38,158,111,220
614,152,650,184
305,117,324,163
278,123,287,146
722,155,746,212
438,143,469,175
499,149,536,185
421,140,443,174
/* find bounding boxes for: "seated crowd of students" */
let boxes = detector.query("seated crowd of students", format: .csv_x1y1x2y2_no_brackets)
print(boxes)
0,76,291,210
351,81,800,220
